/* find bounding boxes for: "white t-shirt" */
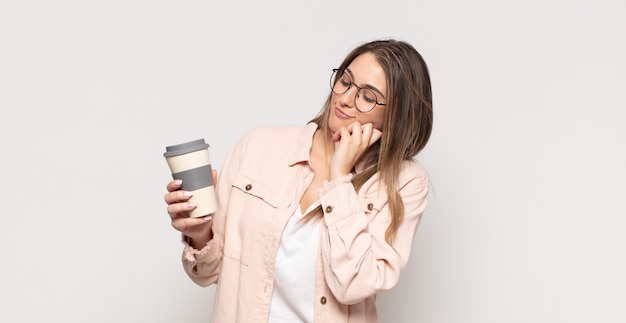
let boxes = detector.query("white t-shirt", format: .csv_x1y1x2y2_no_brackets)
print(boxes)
268,202,320,323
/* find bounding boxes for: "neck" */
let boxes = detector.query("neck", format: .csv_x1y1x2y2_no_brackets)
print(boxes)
311,130,333,171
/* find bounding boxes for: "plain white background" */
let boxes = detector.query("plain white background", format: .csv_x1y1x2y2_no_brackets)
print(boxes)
1,0,624,322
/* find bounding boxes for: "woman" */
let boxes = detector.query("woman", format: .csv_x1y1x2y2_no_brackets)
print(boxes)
164,39,433,322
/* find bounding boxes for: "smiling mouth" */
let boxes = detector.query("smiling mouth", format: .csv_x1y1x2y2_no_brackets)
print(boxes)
334,107,354,119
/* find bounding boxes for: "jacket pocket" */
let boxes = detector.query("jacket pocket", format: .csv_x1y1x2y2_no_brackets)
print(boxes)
223,172,279,265
231,172,280,208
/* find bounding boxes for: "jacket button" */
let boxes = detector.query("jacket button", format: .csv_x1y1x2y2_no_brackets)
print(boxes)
367,203,374,211
325,206,333,213
245,184,252,191
320,296,327,305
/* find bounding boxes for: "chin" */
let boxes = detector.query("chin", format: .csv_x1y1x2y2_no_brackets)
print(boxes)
327,116,342,133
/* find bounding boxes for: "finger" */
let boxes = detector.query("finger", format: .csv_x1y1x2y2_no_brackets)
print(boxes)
166,201,197,218
349,121,363,134
332,127,343,141
164,190,194,205
369,128,383,146
361,123,379,143
334,121,361,141
212,169,218,189
333,126,349,142
166,179,183,192
171,216,212,233
361,122,374,138
350,122,365,145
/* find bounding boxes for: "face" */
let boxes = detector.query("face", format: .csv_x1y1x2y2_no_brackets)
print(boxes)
329,52,387,132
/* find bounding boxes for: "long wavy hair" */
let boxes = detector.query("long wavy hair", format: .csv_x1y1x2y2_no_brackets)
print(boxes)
304,39,433,247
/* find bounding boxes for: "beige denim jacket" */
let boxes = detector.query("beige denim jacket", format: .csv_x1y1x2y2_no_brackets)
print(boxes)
182,122,429,322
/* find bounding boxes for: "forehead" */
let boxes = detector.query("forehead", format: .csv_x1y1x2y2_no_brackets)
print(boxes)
346,53,387,92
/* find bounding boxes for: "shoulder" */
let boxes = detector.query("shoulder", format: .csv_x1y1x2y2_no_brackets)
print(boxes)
240,125,308,142
398,158,430,188
229,124,314,158
359,158,429,195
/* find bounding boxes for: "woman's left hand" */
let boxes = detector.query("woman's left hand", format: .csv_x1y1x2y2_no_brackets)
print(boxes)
330,122,382,180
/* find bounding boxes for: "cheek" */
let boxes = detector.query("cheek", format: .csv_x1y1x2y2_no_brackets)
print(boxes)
372,117,384,130
360,111,385,131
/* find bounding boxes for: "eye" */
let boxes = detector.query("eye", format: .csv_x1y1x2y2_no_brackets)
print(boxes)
339,74,352,87
362,89,378,103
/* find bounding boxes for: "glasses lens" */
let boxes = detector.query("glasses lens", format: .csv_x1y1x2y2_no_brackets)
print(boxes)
330,69,381,113
355,88,378,113
331,70,351,94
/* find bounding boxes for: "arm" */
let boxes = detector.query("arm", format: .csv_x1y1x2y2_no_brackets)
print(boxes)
181,139,243,286
318,162,429,304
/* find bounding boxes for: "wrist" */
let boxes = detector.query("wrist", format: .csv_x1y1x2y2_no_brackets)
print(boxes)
330,169,352,181
184,234,212,250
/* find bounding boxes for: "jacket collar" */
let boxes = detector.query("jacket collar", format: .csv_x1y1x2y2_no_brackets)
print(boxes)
288,122,318,166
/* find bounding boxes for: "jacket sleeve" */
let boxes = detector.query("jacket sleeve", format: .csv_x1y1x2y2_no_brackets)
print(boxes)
318,161,429,304
181,134,244,287
181,235,223,287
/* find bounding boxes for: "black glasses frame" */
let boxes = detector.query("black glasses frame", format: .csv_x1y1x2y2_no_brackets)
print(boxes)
330,68,386,113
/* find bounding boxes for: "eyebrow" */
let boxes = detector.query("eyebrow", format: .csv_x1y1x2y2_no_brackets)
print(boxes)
346,68,386,99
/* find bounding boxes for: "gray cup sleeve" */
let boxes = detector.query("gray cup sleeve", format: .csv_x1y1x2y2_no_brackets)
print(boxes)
172,164,214,191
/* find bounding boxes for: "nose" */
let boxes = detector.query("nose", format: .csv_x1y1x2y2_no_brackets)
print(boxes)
338,86,358,109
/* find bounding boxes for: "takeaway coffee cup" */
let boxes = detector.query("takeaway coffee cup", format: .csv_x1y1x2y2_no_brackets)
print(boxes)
164,139,217,218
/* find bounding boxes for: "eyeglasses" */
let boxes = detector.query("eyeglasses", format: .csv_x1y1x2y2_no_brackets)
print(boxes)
330,69,386,113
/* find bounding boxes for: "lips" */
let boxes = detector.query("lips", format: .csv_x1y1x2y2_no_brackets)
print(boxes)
334,107,354,119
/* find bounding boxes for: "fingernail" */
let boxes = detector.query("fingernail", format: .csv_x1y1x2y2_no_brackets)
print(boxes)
203,216,213,221
174,179,182,185
183,191,193,197
188,203,197,209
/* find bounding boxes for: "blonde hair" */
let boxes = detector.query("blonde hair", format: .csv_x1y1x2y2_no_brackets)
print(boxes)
305,39,433,246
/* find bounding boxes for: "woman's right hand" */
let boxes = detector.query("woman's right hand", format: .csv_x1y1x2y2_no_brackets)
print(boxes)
164,169,217,248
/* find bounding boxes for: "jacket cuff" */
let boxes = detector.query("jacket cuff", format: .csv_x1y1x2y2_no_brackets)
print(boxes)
181,235,212,263
319,174,362,226
318,174,354,196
